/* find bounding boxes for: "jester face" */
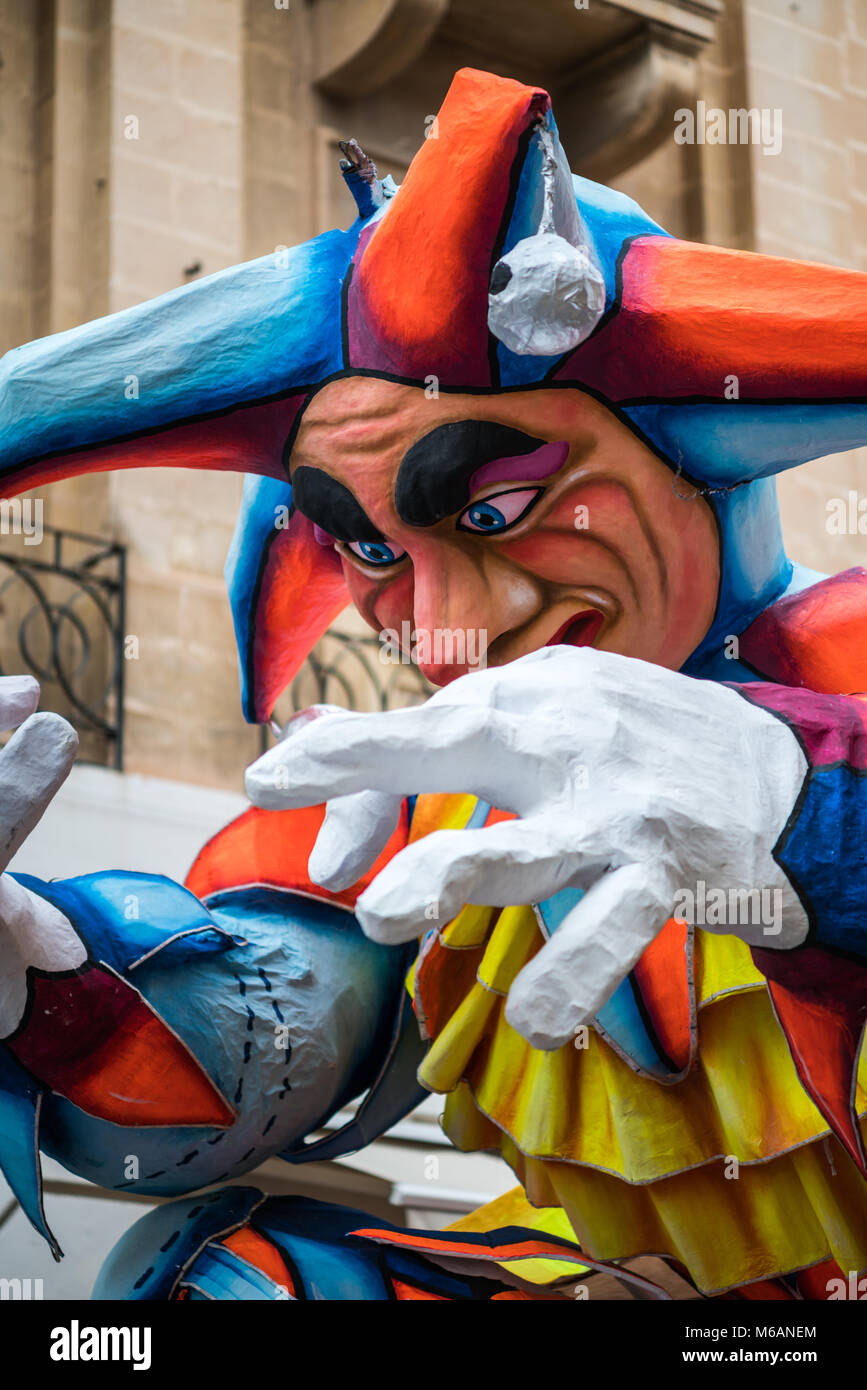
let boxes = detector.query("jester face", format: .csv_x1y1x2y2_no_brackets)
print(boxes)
290,378,720,685
8,69,863,724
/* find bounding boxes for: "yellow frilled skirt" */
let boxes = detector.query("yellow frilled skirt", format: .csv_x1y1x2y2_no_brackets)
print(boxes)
410,895,867,1296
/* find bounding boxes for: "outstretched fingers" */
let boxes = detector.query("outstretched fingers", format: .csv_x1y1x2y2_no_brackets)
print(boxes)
308,790,404,892
504,861,675,1051
245,702,526,812
354,815,608,945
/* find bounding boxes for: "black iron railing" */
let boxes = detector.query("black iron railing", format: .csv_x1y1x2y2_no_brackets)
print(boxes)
259,626,433,752
0,526,126,769
289,628,433,714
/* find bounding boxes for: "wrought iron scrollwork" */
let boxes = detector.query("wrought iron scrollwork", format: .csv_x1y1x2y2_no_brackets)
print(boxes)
261,625,432,752
289,628,433,714
0,527,126,769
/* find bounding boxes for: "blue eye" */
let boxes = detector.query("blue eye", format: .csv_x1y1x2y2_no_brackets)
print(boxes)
346,539,407,566
457,488,542,535
466,501,506,530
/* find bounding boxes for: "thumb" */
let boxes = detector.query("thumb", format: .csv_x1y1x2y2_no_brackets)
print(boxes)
0,712,79,872
308,790,403,893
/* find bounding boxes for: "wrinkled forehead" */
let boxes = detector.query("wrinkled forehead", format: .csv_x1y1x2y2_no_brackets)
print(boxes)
290,375,607,478
291,377,483,477
291,378,434,477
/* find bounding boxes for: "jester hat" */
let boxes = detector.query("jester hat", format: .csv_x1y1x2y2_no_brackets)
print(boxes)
3,67,867,721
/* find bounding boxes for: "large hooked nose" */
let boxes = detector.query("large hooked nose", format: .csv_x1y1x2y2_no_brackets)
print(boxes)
409,541,541,685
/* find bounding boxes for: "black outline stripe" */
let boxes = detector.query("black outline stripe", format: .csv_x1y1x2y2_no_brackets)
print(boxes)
626,970,682,1076
7,365,866,485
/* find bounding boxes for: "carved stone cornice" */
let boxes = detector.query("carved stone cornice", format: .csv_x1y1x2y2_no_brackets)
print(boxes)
556,20,716,181
312,0,451,99
310,0,721,175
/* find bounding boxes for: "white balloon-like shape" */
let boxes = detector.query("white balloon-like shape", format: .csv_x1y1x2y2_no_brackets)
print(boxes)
487,231,606,357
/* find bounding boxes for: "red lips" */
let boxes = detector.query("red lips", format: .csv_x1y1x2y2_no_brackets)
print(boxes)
546,610,604,648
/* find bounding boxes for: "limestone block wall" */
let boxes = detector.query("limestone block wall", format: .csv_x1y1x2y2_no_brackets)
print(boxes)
0,0,39,351
0,0,259,789
742,0,867,577
102,0,254,788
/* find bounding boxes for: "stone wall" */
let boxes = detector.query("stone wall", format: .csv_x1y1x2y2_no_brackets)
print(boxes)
742,0,867,577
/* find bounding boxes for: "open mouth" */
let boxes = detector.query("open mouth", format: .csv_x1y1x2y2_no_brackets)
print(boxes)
546,610,604,648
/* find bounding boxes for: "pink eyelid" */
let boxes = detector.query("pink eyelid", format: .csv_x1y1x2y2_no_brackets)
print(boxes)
467,439,569,495
460,488,541,530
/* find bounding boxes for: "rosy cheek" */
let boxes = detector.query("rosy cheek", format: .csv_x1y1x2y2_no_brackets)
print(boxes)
497,490,590,571
546,492,588,529
342,560,414,632
501,481,633,567
375,568,415,629
498,486,608,579
497,531,558,571
547,480,639,531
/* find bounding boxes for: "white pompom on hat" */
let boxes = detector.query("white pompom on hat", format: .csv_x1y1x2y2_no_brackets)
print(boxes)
488,122,606,356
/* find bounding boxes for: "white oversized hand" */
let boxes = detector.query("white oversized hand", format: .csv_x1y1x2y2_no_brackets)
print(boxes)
0,677,83,1037
245,647,808,1050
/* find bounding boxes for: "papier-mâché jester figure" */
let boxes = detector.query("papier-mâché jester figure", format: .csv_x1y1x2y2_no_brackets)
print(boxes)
0,68,865,1301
